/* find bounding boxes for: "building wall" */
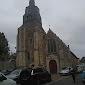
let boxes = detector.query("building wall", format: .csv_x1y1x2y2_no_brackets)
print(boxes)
16,26,76,73
71,52,79,68
0,61,16,70
16,27,27,67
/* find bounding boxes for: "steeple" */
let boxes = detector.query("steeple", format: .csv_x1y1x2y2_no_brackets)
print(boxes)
23,0,42,27
29,0,35,6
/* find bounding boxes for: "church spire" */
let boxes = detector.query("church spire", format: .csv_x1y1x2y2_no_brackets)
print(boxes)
29,0,35,6
23,0,42,27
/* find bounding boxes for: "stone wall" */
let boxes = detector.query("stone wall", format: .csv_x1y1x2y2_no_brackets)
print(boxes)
0,60,16,70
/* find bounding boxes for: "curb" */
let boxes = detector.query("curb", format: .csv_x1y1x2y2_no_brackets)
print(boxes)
44,76,69,85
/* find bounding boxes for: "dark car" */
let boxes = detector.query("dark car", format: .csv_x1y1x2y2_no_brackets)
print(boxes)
31,66,51,83
17,66,51,85
16,67,33,85
81,67,85,84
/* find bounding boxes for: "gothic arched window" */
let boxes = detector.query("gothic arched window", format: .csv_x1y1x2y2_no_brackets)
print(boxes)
29,38,32,44
48,39,56,53
28,52,30,60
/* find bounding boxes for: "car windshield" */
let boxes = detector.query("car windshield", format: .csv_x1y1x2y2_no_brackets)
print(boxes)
20,70,31,77
32,67,43,73
11,69,21,75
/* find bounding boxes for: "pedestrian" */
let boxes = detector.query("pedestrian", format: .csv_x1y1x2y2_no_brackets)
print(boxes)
71,68,76,83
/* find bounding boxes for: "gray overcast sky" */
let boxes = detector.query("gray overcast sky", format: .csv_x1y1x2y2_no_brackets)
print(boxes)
0,0,85,59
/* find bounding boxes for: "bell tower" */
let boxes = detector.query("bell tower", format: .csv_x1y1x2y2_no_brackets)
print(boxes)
23,0,42,27
16,0,44,67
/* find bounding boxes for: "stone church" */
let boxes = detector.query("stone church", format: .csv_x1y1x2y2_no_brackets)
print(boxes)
16,0,73,73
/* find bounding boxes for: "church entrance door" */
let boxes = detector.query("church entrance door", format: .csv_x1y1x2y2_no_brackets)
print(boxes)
49,60,57,74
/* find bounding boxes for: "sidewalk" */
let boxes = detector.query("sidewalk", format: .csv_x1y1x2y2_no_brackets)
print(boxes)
51,73,68,81
44,74,69,85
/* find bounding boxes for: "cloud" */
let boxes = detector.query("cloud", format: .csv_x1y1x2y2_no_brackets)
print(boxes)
0,0,85,59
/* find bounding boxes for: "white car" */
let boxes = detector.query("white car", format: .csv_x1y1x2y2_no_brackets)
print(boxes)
60,67,73,75
0,72,16,85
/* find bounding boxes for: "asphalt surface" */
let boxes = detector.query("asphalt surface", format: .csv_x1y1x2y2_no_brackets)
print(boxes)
44,73,83,85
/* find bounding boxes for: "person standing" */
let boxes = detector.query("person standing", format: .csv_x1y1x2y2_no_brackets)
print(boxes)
71,68,76,83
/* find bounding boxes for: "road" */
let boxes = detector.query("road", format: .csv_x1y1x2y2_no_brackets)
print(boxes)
45,74,83,85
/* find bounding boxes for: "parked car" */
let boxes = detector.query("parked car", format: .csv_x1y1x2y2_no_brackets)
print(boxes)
76,65,83,73
31,66,51,83
17,66,51,85
82,69,85,84
1,70,8,75
1,69,13,75
16,67,35,85
0,72,16,85
60,67,73,75
6,69,22,82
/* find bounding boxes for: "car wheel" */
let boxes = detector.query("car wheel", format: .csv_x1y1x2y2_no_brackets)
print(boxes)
48,77,52,82
32,79,40,85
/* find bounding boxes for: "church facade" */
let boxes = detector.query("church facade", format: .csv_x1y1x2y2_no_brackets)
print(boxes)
16,0,76,73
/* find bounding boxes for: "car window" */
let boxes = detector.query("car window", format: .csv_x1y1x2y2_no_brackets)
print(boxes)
20,70,31,77
42,68,48,72
11,70,21,75
33,68,43,73
26,68,32,72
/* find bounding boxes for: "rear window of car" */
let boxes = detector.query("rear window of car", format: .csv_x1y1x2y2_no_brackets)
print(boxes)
33,68,43,73
20,70,31,77
26,68,32,72
20,68,32,77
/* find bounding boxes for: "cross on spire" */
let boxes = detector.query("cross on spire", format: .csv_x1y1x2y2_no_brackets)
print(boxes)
29,0,35,6
49,25,50,28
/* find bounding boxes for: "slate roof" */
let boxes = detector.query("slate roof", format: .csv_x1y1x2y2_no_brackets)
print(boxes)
80,57,85,63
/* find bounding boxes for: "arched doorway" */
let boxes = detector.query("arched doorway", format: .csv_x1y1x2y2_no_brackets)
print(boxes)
49,60,57,74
